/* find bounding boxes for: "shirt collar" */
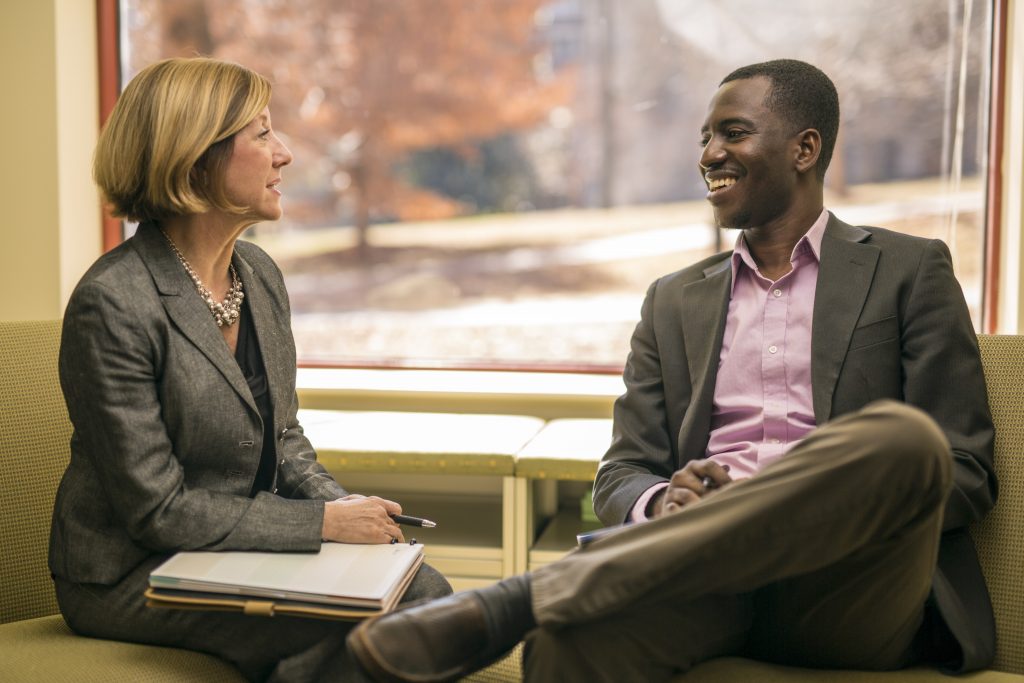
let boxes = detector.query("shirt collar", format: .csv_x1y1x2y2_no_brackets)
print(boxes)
729,208,829,289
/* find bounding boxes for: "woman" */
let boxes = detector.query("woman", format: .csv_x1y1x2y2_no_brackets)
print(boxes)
49,57,451,681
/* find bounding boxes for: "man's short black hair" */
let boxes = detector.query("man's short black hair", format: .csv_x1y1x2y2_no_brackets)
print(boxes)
721,59,839,180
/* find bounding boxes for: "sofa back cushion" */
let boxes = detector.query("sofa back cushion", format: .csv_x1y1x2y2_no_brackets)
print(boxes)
0,319,70,624
974,334,1024,674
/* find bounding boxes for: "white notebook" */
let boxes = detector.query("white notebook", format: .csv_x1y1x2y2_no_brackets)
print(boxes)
148,542,424,614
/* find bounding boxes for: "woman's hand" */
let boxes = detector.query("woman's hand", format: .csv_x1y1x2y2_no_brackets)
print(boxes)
653,461,732,518
321,494,405,544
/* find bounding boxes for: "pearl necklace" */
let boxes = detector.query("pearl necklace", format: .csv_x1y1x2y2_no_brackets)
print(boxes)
160,229,244,327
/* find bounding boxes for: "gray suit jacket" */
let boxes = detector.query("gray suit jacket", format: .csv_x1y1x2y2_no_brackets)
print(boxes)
50,222,347,586
593,214,997,671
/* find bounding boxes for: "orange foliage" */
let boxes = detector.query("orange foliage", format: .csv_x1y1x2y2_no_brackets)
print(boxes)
143,0,572,243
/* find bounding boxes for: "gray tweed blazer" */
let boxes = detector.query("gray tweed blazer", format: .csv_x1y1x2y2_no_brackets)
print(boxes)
49,221,346,586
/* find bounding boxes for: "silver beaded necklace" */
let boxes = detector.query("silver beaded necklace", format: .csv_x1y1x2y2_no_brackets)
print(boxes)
160,229,244,327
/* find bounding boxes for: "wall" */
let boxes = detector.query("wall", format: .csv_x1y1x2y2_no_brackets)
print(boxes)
0,1,100,322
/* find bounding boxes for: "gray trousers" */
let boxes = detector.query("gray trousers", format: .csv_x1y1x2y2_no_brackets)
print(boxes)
526,401,952,681
55,558,452,682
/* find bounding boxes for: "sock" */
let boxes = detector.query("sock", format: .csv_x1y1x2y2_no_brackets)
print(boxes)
473,574,537,653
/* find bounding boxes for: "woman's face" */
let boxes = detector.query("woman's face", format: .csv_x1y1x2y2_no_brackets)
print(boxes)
222,107,293,222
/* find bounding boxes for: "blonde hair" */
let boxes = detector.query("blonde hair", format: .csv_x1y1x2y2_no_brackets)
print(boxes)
94,57,272,222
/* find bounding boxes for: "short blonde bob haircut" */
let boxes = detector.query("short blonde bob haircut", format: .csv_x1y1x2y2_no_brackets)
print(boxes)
94,57,271,222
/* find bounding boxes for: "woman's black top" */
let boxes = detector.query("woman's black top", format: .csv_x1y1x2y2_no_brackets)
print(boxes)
233,298,276,497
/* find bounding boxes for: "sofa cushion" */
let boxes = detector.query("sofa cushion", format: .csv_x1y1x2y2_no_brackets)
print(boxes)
682,656,1024,682
0,320,71,623
1,614,244,682
974,335,1024,675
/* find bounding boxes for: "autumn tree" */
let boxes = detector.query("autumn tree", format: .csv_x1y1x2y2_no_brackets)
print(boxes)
131,0,572,253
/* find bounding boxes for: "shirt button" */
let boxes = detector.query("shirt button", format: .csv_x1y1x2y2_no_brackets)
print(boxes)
770,438,781,444
773,289,782,297
768,345,778,354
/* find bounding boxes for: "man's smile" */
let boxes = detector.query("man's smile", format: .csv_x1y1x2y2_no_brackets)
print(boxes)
707,177,736,192
705,173,738,202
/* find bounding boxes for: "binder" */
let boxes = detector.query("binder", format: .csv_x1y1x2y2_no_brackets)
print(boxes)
145,542,424,621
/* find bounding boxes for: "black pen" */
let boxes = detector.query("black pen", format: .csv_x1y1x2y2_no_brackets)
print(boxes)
701,464,730,491
391,514,437,528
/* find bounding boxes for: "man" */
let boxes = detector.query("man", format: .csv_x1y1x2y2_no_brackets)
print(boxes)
346,59,996,682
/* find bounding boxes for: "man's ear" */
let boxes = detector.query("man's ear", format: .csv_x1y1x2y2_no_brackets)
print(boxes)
794,128,822,175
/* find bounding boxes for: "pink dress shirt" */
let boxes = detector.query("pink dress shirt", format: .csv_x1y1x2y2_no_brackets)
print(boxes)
630,209,829,521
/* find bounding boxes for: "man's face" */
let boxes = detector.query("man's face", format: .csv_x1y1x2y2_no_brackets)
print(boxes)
698,76,799,230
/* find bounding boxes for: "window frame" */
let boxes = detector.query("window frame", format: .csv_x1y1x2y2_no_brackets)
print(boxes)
983,0,1010,333
96,0,1009,372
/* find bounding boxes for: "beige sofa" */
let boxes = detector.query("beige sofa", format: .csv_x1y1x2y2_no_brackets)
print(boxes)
1,320,244,682
0,320,516,682
2,319,1023,681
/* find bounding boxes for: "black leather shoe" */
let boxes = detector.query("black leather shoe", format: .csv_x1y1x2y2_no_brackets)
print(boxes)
347,592,509,682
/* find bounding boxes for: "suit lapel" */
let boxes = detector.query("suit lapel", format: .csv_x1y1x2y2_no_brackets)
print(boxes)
681,257,732,431
811,215,878,421
132,223,257,413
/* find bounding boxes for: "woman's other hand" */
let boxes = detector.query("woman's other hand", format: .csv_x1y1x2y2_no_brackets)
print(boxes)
321,494,405,544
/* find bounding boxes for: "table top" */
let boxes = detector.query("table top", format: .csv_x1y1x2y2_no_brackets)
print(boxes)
300,409,546,475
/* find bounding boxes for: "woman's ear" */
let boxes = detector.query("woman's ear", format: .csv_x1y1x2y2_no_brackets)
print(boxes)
794,128,822,175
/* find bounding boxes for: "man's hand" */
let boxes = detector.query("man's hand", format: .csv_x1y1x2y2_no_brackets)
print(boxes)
321,494,405,544
652,461,732,518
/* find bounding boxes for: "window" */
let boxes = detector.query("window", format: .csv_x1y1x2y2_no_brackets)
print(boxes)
120,0,994,368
